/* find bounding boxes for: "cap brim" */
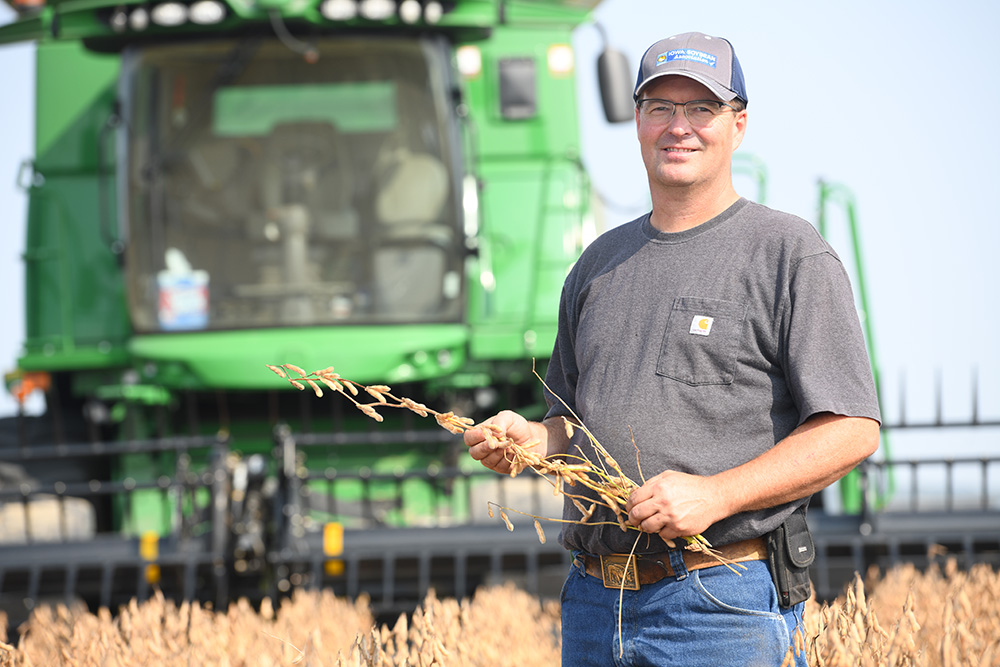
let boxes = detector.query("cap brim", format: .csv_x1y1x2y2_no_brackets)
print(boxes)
634,71,740,103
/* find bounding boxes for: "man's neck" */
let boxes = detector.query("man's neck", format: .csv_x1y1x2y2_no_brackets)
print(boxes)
648,183,741,234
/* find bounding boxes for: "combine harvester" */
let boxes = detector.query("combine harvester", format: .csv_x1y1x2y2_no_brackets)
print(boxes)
0,0,996,630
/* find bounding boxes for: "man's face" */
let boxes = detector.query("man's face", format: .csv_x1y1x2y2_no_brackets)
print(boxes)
635,76,747,193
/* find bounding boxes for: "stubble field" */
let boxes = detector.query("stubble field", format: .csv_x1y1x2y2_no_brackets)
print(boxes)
1,559,997,666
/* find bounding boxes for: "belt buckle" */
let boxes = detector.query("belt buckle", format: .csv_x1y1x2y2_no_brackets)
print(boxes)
599,554,640,591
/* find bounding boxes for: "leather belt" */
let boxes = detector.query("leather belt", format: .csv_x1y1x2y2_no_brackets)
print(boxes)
576,537,769,590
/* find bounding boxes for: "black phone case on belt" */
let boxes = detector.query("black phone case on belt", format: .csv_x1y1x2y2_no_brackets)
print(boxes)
766,504,815,608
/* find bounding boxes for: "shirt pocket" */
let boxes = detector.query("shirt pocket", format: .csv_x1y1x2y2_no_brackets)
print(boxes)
656,297,748,386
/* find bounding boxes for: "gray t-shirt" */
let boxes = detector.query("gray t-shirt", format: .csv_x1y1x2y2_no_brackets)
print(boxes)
544,198,881,554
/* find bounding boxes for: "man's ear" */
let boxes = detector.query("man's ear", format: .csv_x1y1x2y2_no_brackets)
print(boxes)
731,109,747,151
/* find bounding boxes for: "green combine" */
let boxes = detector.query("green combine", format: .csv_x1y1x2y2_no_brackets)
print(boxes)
0,0,639,624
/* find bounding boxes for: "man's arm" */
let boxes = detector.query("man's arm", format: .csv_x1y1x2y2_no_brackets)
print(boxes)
463,411,573,475
625,412,880,540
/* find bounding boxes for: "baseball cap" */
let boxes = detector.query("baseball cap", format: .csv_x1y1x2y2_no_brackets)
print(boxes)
633,32,748,106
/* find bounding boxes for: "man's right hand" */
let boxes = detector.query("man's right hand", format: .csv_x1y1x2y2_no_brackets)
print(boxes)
463,410,543,475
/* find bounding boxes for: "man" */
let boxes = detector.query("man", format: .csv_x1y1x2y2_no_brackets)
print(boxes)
464,32,881,666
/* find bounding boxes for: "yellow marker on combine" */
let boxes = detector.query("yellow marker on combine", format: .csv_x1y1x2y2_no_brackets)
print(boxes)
324,522,345,576
140,530,161,585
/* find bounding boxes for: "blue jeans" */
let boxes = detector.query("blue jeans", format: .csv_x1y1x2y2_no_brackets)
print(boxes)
560,551,808,666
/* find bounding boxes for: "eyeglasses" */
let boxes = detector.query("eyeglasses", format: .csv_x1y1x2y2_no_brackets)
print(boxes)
636,99,737,127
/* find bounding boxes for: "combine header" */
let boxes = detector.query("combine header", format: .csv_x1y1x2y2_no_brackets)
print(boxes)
1,0,997,633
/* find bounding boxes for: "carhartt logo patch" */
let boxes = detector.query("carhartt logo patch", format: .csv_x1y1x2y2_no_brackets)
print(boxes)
689,316,713,336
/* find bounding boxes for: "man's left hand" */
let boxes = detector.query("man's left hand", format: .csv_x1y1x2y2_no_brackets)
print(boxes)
625,470,725,541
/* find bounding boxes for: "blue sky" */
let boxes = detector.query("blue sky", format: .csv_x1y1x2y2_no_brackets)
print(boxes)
1,0,998,463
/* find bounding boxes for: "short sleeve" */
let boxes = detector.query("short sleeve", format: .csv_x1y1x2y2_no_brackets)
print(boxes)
782,251,882,426
543,284,579,421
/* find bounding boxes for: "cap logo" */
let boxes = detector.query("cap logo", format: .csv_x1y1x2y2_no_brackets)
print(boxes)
658,49,717,69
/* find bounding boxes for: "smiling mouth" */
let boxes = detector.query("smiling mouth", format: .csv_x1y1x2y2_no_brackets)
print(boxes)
663,147,696,153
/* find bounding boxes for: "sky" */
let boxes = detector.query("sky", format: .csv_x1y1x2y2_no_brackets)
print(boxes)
1,0,998,469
